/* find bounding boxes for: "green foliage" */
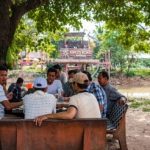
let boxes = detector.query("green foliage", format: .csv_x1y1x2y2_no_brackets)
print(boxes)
124,68,150,77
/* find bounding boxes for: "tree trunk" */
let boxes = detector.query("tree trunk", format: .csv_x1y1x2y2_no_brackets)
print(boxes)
0,0,11,65
0,0,49,65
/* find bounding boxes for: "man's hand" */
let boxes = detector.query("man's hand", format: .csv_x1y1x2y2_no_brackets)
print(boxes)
117,97,127,105
34,115,48,127
7,92,13,100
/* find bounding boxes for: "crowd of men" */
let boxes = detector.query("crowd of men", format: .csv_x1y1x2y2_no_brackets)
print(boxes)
0,64,127,126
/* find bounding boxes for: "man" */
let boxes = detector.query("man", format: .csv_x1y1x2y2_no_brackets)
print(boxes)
63,69,77,97
98,71,127,117
35,72,101,126
47,67,63,95
0,65,23,118
23,77,57,119
53,64,67,86
8,77,24,102
83,71,107,118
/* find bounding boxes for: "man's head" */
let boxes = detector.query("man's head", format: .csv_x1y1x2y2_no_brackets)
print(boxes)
47,67,57,84
98,71,109,86
68,69,78,80
82,71,92,82
72,72,89,92
16,77,24,87
0,65,8,86
33,77,47,92
53,64,62,78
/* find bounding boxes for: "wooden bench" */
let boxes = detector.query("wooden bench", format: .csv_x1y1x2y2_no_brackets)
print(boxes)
107,103,128,150
0,118,107,150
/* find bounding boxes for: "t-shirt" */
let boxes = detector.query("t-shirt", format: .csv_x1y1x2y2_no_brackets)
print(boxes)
0,85,7,117
47,80,63,95
69,92,101,118
23,90,57,119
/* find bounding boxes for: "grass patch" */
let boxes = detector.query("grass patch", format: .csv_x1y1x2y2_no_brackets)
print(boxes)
130,101,143,108
142,107,150,112
130,99,150,112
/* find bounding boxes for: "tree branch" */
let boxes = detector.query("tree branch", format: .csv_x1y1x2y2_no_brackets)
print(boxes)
9,0,49,45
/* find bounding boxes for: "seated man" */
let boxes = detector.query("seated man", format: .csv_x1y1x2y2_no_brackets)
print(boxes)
83,71,107,118
35,72,101,126
0,65,23,118
8,77,24,102
47,67,63,96
23,77,57,119
98,71,127,117
63,69,77,97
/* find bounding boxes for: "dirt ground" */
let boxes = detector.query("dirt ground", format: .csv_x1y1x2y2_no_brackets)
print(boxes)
108,76,150,150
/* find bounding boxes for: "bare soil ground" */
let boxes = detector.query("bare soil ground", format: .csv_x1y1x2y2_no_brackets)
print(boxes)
108,76,150,150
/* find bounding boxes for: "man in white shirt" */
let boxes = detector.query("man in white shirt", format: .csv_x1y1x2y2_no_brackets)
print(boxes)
0,65,23,118
47,67,63,95
23,77,57,119
53,64,68,86
35,72,101,126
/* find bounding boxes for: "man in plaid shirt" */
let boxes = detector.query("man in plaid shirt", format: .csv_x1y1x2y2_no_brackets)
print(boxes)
83,71,107,118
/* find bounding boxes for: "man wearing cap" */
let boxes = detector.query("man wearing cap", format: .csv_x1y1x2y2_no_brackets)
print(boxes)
35,72,101,126
23,77,57,119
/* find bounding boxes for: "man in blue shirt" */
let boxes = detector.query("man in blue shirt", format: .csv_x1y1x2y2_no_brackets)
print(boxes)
83,71,107,118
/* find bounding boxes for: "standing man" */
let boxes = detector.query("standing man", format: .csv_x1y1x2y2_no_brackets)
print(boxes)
0,65,23,118
53,64,68,86
35,72,101,126
23,77,57,119
98,71,127,117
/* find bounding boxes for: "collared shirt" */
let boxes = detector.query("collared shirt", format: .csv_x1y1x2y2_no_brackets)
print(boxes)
0,85,7,117
23,90,57,119
103,83,125,116
87,82,107,117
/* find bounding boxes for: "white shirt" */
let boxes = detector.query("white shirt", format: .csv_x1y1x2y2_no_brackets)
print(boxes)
0,85,7,117
69,92,101,118
23,90,57,119
47,80,63,95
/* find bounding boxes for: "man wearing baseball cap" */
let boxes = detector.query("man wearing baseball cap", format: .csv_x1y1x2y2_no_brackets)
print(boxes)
35,72,101,126
23,77,57,119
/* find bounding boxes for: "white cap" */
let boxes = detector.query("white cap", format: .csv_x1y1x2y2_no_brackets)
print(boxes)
33,77,47,88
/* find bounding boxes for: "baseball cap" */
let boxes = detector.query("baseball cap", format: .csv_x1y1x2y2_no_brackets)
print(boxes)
33,77,47,88
73,72,89,84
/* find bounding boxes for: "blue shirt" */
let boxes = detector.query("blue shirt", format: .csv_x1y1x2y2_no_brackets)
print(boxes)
87,82,107,118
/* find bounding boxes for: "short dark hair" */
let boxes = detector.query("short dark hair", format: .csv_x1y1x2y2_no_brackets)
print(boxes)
82,71,92,81
16,77,24,84
98,71,109,80
53,64,62,70
68,69,78,75
0,65,8,72
47,67,57,75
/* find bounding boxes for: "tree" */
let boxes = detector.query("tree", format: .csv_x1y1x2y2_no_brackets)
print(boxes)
0,0,93,64
0,0,149,65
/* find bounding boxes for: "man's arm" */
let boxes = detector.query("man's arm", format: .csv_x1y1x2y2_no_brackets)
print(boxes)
2,100,23,110
34,106,77,127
